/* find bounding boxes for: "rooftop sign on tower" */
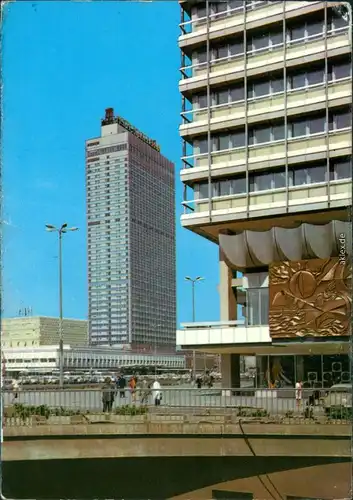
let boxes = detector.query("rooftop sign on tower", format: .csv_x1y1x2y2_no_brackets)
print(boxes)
101,108,160,152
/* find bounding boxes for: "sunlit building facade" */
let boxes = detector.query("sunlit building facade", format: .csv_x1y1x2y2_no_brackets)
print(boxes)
86,109,176,349
177,1,352,389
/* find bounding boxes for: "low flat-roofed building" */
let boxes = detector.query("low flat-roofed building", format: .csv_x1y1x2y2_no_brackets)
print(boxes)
1,316,88,349
2,345,186,373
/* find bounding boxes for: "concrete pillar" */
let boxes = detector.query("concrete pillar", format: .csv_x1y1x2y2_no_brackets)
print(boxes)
221,353,241,395
219,249,237,321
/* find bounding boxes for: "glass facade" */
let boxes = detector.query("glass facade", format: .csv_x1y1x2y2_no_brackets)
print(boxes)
255,354,350,389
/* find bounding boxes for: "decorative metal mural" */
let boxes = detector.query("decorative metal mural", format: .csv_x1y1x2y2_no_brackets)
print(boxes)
269,258,351,338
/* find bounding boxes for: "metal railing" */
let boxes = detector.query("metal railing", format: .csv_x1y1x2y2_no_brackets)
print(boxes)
180,27,349,80
2,386,352,427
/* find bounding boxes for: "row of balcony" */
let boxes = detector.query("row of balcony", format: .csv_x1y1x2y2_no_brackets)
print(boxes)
179,1,320,40
179,28,350,92
181,179,351,225
181,128,351,183
180,78,351,137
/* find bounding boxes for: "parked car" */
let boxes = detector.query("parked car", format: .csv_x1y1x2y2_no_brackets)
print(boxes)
323,383,352,414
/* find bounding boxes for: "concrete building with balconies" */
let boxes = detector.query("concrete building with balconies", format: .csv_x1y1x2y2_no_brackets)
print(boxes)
177,1,352,391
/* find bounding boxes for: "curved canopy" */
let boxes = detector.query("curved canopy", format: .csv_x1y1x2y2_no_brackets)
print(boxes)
219,221,351,269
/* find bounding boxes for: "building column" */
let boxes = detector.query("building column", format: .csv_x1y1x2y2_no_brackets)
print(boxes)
221,354,241,395
219,249,239,394
219,248,237,322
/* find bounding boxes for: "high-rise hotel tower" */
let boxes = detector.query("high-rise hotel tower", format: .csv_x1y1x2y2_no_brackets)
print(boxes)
86,109,176,349
177,2,351,390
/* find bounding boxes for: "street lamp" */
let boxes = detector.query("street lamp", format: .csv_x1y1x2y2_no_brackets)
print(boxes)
185,276,204,379
46,223,79,387
153,323,162,377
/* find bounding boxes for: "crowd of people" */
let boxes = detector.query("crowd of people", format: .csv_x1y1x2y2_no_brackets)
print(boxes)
101,375,162,412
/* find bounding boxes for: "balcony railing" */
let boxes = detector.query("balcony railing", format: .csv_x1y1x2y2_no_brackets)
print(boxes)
181,320,245,329
180,77,351,127
179,26,350,81
182,179,351,216
181,127,351,171
180,1,284,36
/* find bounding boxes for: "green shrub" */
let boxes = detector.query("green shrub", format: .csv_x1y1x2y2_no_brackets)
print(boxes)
114,405,148,416
11,404,88,419
328,406,352,420
237,406,268,418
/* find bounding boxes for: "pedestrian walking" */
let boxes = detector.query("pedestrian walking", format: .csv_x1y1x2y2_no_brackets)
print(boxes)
12,378,19,404
102,377,115,413
152,379,162,406
116,374,126,398
129,375,137,403
140,379,151,405
295,380,303,410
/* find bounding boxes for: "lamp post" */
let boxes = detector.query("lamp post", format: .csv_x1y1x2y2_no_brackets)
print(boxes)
46,223,79,387
185,276,204,379
153,323,162,378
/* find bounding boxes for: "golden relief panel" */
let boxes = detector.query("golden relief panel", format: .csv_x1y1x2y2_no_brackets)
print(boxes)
269,258,351,338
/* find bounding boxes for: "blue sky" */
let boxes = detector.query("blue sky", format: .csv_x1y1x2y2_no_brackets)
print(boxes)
1,1,219,325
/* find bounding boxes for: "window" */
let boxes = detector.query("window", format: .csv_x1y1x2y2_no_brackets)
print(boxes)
309,165,326,183
194,94,207,109
228,0,243,9
196,50,207,64
247,289,260,325
196,5,206,18
213,182,220,197
290,25,305,41
251,172,273,191
290,167,308,186
329,10,349,30
290,72,306,89
219,179,231,196
307,68,324,85
230,177,246,194
217,89,229,105
230,84,244,102
194,138,208,155
253,80,270,98
306,20,324,37
329,61,351,80
260,288,269,325
230,131,245,148
272,124,284,141
290,20,324,42
214,45,229,59
273,170,286,188
290,118,307,138
309,116,326,134
252,33,269,51
330,110,351,130
331,159,352,180
249,125,271,145
229,41,244,56
199,183,209,199
219,133,230,150
270,31,283,46
271,77,284,93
